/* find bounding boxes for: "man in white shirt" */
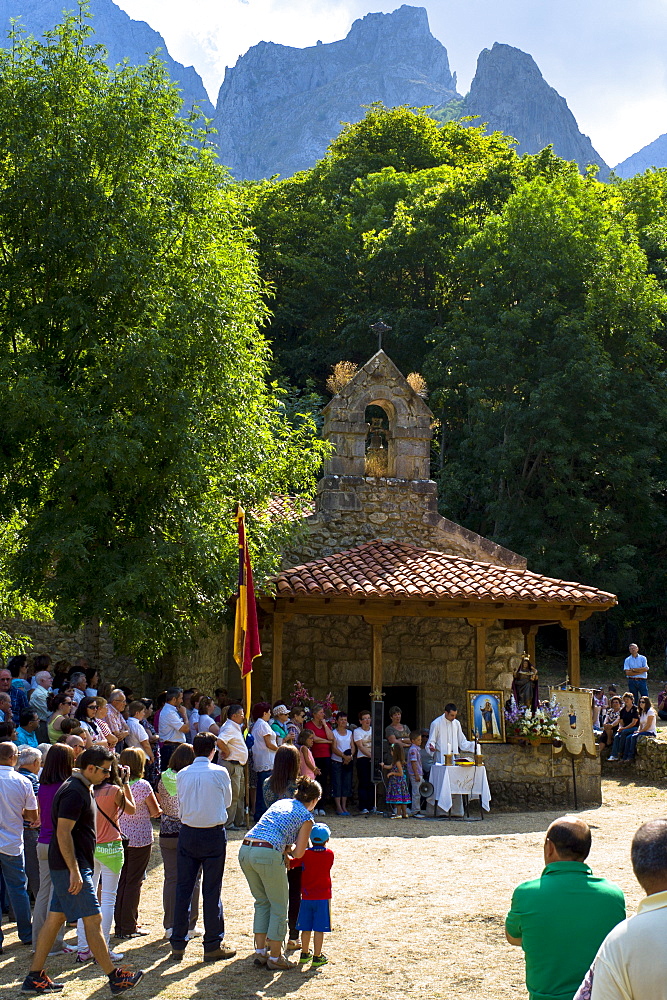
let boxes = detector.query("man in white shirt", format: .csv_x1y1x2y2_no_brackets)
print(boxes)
159,688,190,771
0,741,38,950
216,704,248,831
590,818,667,999
170,733,235,964
624,643,649,702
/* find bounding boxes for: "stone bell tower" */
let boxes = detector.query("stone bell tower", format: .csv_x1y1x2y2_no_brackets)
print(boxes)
322,350,433,480
285,351,524,567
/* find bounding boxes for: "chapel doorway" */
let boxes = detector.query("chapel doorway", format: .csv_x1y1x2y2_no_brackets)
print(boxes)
346,684,419,731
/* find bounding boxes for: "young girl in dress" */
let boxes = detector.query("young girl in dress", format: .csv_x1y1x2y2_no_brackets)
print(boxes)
297,729,319,779
381,743,411,819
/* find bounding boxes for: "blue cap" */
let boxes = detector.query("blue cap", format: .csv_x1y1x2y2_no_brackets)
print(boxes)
310,823,330,844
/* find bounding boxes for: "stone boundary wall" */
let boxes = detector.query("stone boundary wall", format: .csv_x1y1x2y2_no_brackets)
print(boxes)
482,743,601,809
633,735,667,781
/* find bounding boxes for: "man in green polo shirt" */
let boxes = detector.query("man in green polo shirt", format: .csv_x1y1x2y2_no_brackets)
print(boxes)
505,816,625,1000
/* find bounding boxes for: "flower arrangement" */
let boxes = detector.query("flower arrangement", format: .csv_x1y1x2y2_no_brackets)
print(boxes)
505,701,562,739
289,680,338,718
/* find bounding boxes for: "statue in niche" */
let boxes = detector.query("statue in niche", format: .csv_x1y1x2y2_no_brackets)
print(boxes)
512,656,539,712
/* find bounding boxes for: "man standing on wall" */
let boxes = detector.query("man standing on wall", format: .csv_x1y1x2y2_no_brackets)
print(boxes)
624,644,649,702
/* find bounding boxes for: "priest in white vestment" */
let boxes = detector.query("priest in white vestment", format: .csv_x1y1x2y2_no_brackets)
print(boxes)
427,703,476,817
427,703,476,763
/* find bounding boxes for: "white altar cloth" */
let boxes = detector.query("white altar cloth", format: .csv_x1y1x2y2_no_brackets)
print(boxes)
427,762,491,814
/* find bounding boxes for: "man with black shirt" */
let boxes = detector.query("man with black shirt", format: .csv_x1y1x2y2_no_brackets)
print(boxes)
608,693,640,761
22,747,144,995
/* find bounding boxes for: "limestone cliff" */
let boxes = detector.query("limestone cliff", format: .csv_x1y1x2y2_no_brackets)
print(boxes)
464,43,609,179
0,0,213,117
614,134,667,178
214,5,459,180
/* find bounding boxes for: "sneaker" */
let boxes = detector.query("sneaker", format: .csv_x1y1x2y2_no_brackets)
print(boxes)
266,954,297,971
311,953,328,968
21,971,65,993
108,969,145,994
412,812,425,818
76,949,93,963
253,950,268,967
607,756,619,761
109,951,125,962
189,925,204,938
298,951,312,965
359,808,369,815
317,808,326,816
163,928,172,940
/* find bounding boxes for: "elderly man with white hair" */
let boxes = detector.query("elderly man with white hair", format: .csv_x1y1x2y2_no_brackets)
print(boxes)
17,747,42,900
102,689,130,747
29,671,53,743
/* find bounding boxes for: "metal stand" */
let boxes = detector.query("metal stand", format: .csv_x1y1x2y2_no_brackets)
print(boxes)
571,753,578,810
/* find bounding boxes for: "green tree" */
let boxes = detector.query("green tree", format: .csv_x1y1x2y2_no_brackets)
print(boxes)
249,105,520,382
0,10,326,664
426,169,667,598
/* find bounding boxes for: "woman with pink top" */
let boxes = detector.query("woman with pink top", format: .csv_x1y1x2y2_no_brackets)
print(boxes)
114,747,162,938
297,729,319,779
32,744,75,954
76,758,136,963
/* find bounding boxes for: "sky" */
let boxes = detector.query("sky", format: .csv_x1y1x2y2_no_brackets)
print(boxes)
114,0,667,166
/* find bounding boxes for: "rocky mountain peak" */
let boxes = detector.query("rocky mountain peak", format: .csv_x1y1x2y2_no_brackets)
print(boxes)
464,42,608,178
215,5,459,180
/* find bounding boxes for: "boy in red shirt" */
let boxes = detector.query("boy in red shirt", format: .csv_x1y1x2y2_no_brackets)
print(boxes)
297,823,333,968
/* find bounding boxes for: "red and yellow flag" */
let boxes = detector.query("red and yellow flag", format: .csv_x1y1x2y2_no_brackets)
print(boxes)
233,504,261,679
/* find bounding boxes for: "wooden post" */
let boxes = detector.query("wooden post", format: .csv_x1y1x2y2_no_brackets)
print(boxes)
561,621,581,687
271,613,284,703
467,619,489,689
527,626,537,666
371,622,383,700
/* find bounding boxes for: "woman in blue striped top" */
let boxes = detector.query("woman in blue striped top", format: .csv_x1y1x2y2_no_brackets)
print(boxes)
239,776,321,970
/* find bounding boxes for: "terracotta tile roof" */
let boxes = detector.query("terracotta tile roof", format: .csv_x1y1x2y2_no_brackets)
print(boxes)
269,540,617,607
263,496,315,521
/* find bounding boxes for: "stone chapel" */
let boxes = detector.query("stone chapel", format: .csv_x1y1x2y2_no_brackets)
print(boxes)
253,351,616,731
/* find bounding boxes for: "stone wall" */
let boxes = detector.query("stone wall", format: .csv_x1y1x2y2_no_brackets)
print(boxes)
169,626,232,698
482,743,601,809
284,475,525,569
0,616,144,691
633,735,667,781
253,613,523,730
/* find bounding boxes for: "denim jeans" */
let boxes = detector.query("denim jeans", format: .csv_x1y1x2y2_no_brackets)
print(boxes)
0,851,32,946
331,759,353,798
628,677,649,701
623,731,654,760
171,824,227,954
610,723,639,757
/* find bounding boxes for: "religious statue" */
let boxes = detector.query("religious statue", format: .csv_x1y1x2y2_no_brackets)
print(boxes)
512,657,539,712
481,701,495,736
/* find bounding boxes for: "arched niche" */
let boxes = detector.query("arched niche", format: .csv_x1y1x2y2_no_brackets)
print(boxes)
364,399,396,477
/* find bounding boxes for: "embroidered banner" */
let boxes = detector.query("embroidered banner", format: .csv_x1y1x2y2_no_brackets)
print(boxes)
550,687,596,757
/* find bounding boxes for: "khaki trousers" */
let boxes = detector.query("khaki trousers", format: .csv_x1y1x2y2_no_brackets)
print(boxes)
221,760,245,827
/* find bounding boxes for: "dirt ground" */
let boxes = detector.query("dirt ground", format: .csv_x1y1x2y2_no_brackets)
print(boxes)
1,772,664,1000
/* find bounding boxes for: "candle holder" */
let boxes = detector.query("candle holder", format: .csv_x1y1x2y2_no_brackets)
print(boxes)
445,753,453,766
474,753,484,766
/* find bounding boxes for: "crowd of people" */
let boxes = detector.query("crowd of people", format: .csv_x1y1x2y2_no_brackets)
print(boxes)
0,652,439,993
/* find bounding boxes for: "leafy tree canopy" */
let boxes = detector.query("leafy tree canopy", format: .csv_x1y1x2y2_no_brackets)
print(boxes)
0,9,326,664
